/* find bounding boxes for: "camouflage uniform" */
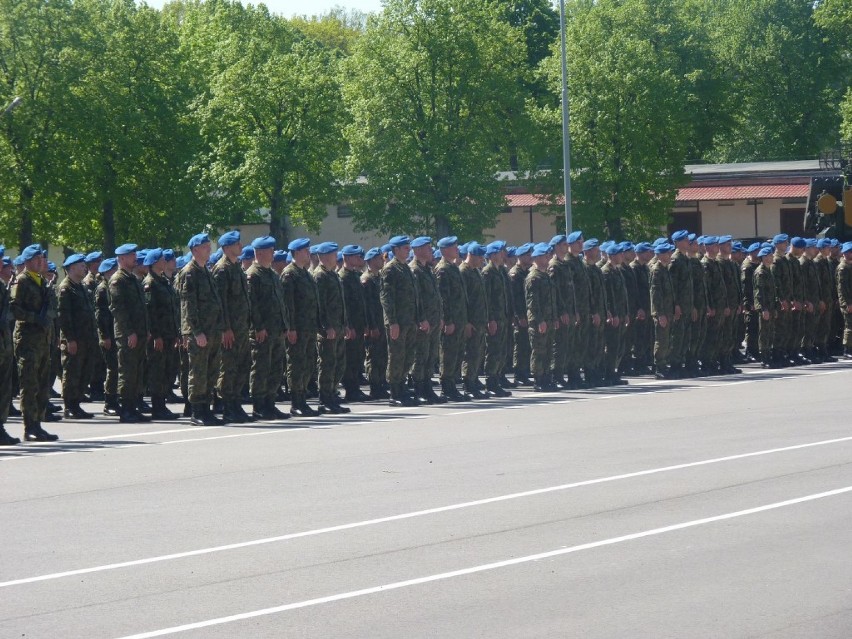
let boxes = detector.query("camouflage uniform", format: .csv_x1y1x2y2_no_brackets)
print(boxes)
770,252,793,356
143,271,180,399
361,268,387,395
83,271,106,397
435,258,468,386
0,278,13,426
109,267,149,411
525,263,557,383
381,257,421,402
564,252,590,382
314,264,347,405
57,276,99,407
601,261,628,380
180,260,224,406
814,253,835,355
247,262,290,407
547,255,576,382
584,258,607,382
688,255,708,368
460,261,487,387
11,272,53,429
787,253,804,355
282,262,320,400
212,256,251,405
339,265,368,397
482,260,510,379
741,257,759,358
718,256,740,366
668,249,693,369
630,257,652,369
94,278,118,402
753,263,778,359
700,255,726,368
508,261,531,381
798,253,820,354
410,259,442,386
837,256,852,351
649,258,675,370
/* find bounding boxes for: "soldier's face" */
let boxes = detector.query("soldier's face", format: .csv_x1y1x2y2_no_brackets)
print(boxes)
292,248,310,268
0,265,11,283
255,248,274,268
440,246,458,262
192,242,211,264
67,262,87,282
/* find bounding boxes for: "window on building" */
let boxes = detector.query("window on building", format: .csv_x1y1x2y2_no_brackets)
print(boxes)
717,201,735,207
781,197,807,204
668,210,702,236
337,204,352,218
746,199,764,205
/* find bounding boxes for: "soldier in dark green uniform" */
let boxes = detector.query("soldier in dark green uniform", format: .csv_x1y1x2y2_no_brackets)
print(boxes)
509,243,533,385
245,236,291,421
630,243,653,374
460,243,488,399
526,243,558,391
142,249,180,421
798,239,821,362
601,244,629,385
435,237,468,402
11,245,59,441
361,247,388,400
409,237,445,404
753,246,778,367
211,231,253,423
110,244,150,423
770,234,793,366
0,250,19,445
482,241,512,398
837,242,852,358
668,231,693,377
699,237,726,374
741,243,761,361
381,235,425,406
339,245,370,403
583,240,606,386
547,235,577,389
687,236,708,375
180,233,225,426
314,241,351,414
649,243,676,379
717,236,742,374
787,237,807,363
57,253,99,419
565,231,591,385
282,238,320,417
82,251,106,401
95,258,119,416
814,238,837,362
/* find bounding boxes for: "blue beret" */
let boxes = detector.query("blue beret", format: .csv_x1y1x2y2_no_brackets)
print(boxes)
841,242,852,254
703,236,719,246
531,242,552,257
251,235,275,250
144,248,164,266
13,255,25,267
816,238,831,249
746,242,761,253
437,236,458,249
273,250,288,263
388,235,410,248
410,236,432,249
790,237,806,249
207,248,222,265
654,243,674,254
217,230,240,247
1,256,10,267
718,235,732,244
175,255,190,269
732,241,743,252
619,242,634,252
163,249,175,262
288,238,310,252
671,230,689,242
805,238,817,248
136,250,148,266
21,244,44,261
308,246,319,255
341,244,364,256
549,234,567,246
604,243,622,256
582,239,599,251
380,243,393,254
688,233,697,242
315,242,338,255
458,243,469,257
652,237,667,247
758,247,773,257
566,230,583,244
47,261,56,272
336,251,343,262
239,246,255,260
505,246,516,257
830,239,840,248
62,253,86,268
467,242,486,257
515,243,533,256
433,248,442,261
634,242,652,253
98,257,117,273
772,234,789,245
285,252,293,264
0,245,3,258
188,233,210,249
600,241,615,252
84,251,103,263
485,240,506,256
364,247,381,261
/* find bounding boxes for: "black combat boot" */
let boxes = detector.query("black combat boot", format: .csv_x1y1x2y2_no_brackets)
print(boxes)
64,400,93,420
221,400,243,424
24,419,58,442
137,396,152,414
103,394,120,417
119,397,141,423
151,396,179,421
424,380,447,404
265,397,291,420
488,376,511,398
344,383,370,403
369,383,389,400
0,424,21,446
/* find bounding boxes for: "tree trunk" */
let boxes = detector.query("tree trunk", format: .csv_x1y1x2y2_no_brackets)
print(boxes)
17,182,33,251
102,198,116,256
435,213,451,239
268,182,289,247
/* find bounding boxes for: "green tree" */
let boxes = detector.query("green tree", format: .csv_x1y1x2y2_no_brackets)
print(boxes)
342,0,528,239
814,0,852,142
290,7,367,54
536,0,692,239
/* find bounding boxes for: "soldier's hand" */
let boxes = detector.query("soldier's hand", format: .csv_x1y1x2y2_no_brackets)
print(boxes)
658,315,668,328
444,323,455,336
287,330,297,345
464,323,473,338
575,314,580,326
674,305,682,321
256,329,268,344
609,316,620,328
195,333,208,348
419,320,430,333
518,318,528,328
101,338,112,350
780,300,789,311
847,304,852,313
389,324,400,341
326,328,336,340
553,320,560,330
707,308,715,318
762,310,770,321
222,329,235,349
66,340,78,355
538,321,547,334
805,302,814,313
560,313,569,325
128,333,138,349
818,301,826,313
636,309,646,321
487,320,497,336
723,308,731,317
346,327,356,340
153,337,164,352
791,301,801,312
370,328,380,340
592,313,601,327
691,308,698,322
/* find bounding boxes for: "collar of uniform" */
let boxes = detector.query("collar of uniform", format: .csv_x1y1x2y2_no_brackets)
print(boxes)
25,270,43,286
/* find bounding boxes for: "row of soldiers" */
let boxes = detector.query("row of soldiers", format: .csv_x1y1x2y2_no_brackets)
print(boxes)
1,230,851,445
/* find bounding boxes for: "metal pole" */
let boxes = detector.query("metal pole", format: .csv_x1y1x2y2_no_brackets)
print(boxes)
2,96,22,116
558,0,573,234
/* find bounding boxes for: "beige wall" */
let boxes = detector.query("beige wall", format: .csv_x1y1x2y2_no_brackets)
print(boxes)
483,207,561,245
695,200,783,238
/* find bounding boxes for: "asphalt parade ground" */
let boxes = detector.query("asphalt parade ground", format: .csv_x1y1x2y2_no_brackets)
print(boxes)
2,362,852,638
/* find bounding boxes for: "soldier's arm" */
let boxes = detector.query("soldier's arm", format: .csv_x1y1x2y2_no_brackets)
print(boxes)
57,285,79,341
435,267,453,325
212,267,232,333
379,268,397,326
180,270,203,337
247,273,268,333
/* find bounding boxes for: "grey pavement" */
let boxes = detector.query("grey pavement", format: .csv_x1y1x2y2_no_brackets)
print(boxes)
1,362,851,638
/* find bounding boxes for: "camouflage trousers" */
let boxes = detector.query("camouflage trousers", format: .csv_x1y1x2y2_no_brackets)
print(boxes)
186,333,222,404
117,337,147,402
484,320,509,376
551,323,570,376
758,314,775,355
843,311,852,348
689,313,706,363
799,309,818,350
439,327,465,383
718,313,734,362
528,325,554,378
147,339,177,397
569,317,589,373
773,310,791,352
286,332,317,393
744,311,759,356
15,333,51,423
218,330,250,402
736,311,746,354
669,316,688,366
102,344,118,396
787,309,804,353
632,317,652,366
462,324,486,382
61,340,98,402
513,323,531,377
603,323,626,375
653,318,671,369
0,331,12,424
90,342,106,395
700,313,723,363
318,333,345,396
343,335,365,389
412,326,439,382
586,322,605,372
814,306,832,349
251,331,285,402
387,323,417,384
364,331,387,386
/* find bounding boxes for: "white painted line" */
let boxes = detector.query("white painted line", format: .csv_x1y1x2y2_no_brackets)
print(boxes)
115,483,852,639
4,433,852,589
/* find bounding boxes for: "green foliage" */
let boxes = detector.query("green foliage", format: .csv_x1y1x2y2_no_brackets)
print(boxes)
342,0,528,239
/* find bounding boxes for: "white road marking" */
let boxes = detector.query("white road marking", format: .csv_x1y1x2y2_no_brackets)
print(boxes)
114,483,852,639
3,433,852,589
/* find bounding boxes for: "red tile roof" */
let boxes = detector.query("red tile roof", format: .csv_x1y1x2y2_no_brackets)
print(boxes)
675,184,809,202
505,194,563,207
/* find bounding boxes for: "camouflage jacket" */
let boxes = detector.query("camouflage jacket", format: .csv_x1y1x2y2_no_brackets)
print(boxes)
212,256,251,334
381,258,420,326
481,262,509,323
57,277,98,344
109,268,149,340
180,260,224,337
460,261,487,325
525,264,557,325
649,260,675,319
434,258,468,327
410,260,441,327
315,264,347,333
143,271,180,340
753,264,778,312
339,267,368,332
